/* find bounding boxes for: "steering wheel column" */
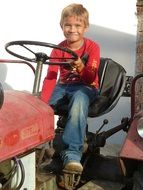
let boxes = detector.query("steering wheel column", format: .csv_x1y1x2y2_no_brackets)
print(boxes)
33,52,48,95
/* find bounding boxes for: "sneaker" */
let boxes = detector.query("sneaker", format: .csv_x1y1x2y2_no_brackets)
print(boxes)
63,161,83,172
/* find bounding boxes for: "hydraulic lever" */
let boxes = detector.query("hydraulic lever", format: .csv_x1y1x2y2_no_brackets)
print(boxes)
87,117,129,149
95,119,109,135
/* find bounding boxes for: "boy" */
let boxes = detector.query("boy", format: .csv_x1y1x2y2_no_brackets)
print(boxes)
41,3,100,173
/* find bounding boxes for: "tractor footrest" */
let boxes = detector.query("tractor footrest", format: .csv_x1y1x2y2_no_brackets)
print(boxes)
57,169,82,190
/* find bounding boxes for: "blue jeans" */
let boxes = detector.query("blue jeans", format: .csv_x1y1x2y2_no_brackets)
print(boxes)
49,83,98,165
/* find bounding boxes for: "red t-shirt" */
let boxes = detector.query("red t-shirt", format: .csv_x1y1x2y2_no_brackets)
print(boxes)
41,38,100,102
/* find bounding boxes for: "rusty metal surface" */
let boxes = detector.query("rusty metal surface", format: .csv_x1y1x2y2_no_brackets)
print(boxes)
78,180,124,190
36,175,124,190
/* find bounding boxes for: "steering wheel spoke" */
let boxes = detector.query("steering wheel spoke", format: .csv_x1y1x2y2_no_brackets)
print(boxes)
21,44,36,55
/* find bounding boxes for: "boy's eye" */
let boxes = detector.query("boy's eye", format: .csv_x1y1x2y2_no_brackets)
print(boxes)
75,24,81,28
64,24,82,28
65,24,71,27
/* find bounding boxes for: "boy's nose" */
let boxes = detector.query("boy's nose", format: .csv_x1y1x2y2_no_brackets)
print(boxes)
69,25,76,32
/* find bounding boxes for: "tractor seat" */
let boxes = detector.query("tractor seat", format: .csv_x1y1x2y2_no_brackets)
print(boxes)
54,57,126,118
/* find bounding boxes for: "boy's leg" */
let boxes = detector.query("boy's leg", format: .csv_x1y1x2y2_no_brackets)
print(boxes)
48,84,67,109
61,86,98,169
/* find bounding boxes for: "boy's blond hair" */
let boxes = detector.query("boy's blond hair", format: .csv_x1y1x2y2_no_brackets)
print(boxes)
60,4,89,27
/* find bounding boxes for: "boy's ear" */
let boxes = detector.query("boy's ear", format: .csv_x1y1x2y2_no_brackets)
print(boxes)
60,23,63,29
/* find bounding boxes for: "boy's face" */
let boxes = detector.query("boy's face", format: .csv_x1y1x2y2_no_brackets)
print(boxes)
61,16,88,44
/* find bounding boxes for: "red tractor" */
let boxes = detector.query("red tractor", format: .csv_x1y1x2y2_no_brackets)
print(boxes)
0,40,142,190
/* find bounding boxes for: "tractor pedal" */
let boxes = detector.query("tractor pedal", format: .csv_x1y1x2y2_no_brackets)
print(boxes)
57,170,82,190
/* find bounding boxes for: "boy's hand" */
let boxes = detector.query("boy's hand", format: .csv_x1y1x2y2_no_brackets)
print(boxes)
71,57,84,72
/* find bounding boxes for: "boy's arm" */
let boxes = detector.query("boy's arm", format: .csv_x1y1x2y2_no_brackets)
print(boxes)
74,44,100,84
40,48,60,103
40,65,58,103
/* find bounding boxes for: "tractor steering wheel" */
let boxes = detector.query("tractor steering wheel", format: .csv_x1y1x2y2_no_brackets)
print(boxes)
5,40,78,65
5,40,79,95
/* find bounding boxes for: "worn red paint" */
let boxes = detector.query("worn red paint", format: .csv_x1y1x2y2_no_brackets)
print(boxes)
0,90,55,162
